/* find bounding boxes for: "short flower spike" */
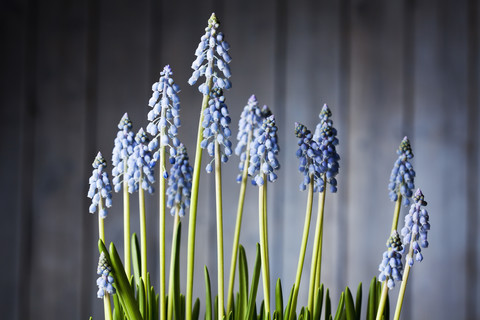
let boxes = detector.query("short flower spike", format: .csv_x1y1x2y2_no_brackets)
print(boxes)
112,113,135,192
295,122,323,191
96,252,116,298
189,13,232,94
388,136,415,206
401,189,430,266
378,230,404,289
87,152,113,218
125,128,156,193
166,143,193,217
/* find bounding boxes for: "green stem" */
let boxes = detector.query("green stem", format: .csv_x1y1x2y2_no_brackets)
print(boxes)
159,122,167,320
263,179,270,294
375,280,389,320
290,175,314,319
123,161,131,276
226,131,252,314
168,209,181,320
139,173,148,283
103,293,113,320
259,174,271,319
98,197,105,243
393,241,414,320
308,178,327,311
215,141,225,320
391,194,402,233
186,75,213,320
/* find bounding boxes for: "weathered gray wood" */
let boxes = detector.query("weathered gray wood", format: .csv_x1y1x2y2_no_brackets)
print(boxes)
411,0,469,319
26,0,89,319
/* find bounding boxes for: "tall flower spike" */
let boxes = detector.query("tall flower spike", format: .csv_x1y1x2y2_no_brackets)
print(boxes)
188,13,232,94
166,143,193,217
388,136,415,206
96,252,116,298
112,113,135,192
200,87,233,172
87,152,113,218
313,104,340,193
235,95,272,182
401,189,430,266
378,230,404,289
126,128,156,193
248,115,280,186
147,65,182,161
295,123,323,191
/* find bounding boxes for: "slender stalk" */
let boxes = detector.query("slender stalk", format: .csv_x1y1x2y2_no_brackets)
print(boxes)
167,209,181,320
98,198,105,243
259,173,271,318
290,175,314,319
226,131,252,314
308,178,327,311
103,293,113,320
139,173,148,283
159,119,167,320
123,161,131,276
375,281,389,320
390,194,403,233
263,178,270,299
215,141,225,320
98,199,112,320
393,241,414,320
186,75,213,320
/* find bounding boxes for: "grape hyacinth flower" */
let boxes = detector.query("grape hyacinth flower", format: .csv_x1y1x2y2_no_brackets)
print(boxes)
166,143,193,217
295,122,322,191
87,152,113,219
378,231,404,289
112,113,135,193
388,137,415,206
248,115,280,186
313,104,340,193
189,13,232,93
126,128,156,194
147,65,182,162
401,189,430,266
96,251,116,299
200,87,233,172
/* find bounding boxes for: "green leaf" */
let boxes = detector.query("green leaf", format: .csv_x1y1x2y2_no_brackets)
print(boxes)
149,286,156,320
180,294,185,320
131,233,141,290
312,284,323,320
354,283,361,320
259,300,264,320
139,279,146,319
173,223,182,320
366,277,376,320
344,287,354,320
239,245,249,319
146,273,152,320
284,284,295,320
275,278,284,320
205,267,213,320
384,290,389,320
325,289,331,320
193,298,200,320
246,244,262,320
333,292,344,320
214,295,219,320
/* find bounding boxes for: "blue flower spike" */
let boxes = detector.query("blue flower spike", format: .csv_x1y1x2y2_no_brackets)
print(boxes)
112,113,135,193
96,251,116,298
388,136,415,206
313,104,340,193
189,13,232,93
200,87,233,171
147,65,182,166
87,152,113,219
401,189,430,267
126,128,156,194
378,230,404,289
248,115,280,186
295,122,323,191
166,143,193,217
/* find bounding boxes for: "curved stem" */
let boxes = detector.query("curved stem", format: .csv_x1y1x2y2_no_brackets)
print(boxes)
259,174,270,319
375,281,389,320
186,75,213,320
215,141,225,320
123,161,131,276
139,173,148,283
391,194,403,233
308,178,327,311
168,209,180,320
393,241,414,320
226,131,252,314
290,175,314,319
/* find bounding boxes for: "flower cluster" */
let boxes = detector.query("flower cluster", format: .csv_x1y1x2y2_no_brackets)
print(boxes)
248,115,280,186
401,189,430,266
96,252,116,298
378,230,404,289
200,87,233,172
235,95,271,182
388,136,415,206
313,104,340,193
126,128,156,193
87,152,113,218
112,113,135,192
188,13,232,94
295,123,322,191
147,65,182,159
166,144,193,217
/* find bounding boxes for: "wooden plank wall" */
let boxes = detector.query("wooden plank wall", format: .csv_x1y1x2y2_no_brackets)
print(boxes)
1,0,478,319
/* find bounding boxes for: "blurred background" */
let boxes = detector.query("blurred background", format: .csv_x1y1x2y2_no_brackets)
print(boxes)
1,0,479,319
